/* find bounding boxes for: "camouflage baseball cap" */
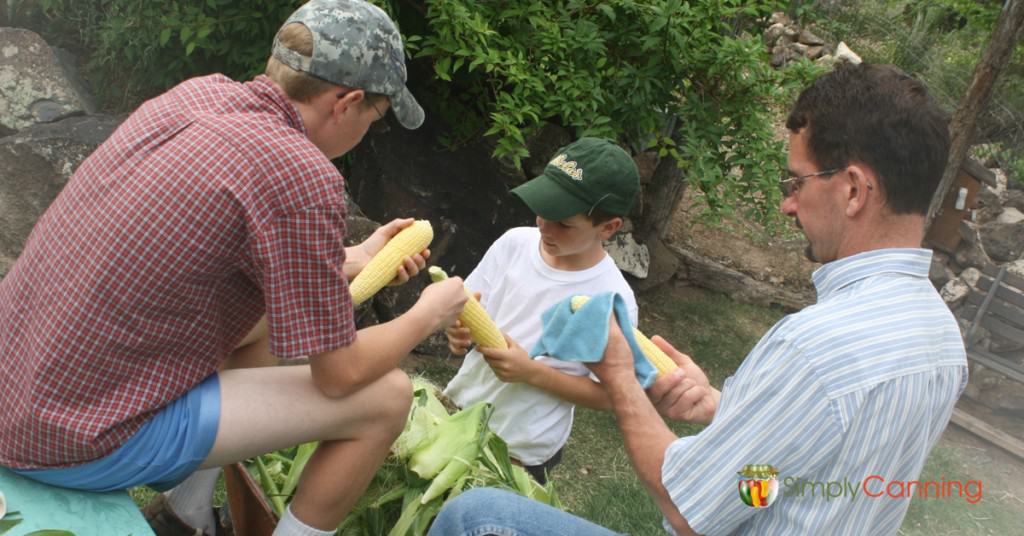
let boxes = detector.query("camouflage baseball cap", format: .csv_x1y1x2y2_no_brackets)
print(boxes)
272,0,424,129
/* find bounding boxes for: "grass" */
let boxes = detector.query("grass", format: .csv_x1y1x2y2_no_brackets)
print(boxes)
128,476,226,511
898,443,1021,536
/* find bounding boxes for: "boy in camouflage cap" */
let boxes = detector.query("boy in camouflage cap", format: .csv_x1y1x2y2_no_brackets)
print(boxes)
0,1,468,535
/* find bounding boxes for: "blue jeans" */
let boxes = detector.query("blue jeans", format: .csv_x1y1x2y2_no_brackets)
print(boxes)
428,487,625,536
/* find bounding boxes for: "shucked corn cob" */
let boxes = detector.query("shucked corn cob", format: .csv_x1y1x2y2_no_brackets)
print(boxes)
349,219,434,305
570,295,679,378
428,266,508,350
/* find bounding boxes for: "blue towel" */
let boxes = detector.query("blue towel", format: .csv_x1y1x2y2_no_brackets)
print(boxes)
530,291,658,388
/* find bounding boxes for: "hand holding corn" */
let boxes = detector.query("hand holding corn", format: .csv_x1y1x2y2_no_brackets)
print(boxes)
429,267,508,350
445,319,473,356
478,337,537,384
349,219,433,305
415,276,469,333
570,295,679,379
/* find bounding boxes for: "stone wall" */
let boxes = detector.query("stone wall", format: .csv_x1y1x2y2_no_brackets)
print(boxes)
937,171,1024,421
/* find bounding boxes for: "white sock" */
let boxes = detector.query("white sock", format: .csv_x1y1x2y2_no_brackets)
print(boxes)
164,467,222,535
272,505,336,536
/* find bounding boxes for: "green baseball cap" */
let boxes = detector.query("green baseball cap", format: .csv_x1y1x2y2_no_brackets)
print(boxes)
272,0,424,129
511,138,640,221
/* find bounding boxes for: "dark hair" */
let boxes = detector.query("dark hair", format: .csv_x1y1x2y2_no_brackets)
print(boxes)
785,63,950,215
584,208,618,226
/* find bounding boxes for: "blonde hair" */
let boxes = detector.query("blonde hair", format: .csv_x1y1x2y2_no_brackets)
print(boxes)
266,23,336,102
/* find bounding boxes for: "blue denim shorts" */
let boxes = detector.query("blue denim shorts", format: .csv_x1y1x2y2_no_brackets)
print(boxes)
12,373,221,492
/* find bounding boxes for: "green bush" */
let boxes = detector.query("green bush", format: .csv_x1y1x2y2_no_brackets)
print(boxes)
405,0,818,229
33,0,820,228
37,0,305,104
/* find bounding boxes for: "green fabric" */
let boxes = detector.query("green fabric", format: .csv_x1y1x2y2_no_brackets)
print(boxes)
511,137,640,220
0,468,153,536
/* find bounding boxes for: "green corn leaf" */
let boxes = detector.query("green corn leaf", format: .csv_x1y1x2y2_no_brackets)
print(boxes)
408,403,491,480
386,488,425,536
280,441,317,497
255,456,286,517
421,450,475,504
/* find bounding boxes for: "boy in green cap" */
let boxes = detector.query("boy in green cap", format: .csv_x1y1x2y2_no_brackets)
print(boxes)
443,137,641,483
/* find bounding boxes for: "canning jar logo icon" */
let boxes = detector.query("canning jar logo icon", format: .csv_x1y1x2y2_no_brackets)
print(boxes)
738,464,779,508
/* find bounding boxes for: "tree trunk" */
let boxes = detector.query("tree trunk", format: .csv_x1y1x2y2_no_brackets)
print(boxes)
637,129,687,242
925,0,1024,231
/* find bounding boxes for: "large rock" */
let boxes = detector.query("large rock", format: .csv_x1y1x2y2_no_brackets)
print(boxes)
633,235,678,292
979,221,1024,262
798,29,825,46
954,221,993,270
973,185,1003,224
834,42,862,65
669,244,813,311
604,231,649,279
347,114,534,281
0,115,121,277
996,207,1024,224
0,28,93,131
1007,259,1024,279
1004,189,1024,213
763,23,788,46
939,278,970,308
929,250,955,289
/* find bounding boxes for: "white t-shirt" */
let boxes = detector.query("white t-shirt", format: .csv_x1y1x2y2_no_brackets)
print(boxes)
443,227,638,465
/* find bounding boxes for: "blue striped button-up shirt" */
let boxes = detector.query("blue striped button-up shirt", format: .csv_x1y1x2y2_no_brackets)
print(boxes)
662,248,967,535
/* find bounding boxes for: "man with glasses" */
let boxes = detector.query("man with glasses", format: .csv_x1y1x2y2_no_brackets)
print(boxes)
430,63,967,536
0,1,470,535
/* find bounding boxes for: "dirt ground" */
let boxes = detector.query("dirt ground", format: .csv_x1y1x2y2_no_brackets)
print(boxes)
940,422,1024,504
666,186,818,292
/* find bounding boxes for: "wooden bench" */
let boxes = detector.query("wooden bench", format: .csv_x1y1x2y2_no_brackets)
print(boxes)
951,264,1024,460
0,468,154,536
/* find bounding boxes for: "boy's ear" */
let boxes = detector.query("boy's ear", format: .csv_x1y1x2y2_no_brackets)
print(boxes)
600,216,624,239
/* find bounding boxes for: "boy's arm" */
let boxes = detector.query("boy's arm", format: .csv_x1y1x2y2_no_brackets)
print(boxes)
310,277,467,397
478,337,611,411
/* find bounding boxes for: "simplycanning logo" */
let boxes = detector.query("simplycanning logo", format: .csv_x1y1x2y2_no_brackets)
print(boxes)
737,465,779,508
784,475,983,504
738,465,983,507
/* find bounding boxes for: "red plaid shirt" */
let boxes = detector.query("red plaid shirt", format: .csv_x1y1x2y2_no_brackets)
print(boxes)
0,74,356,469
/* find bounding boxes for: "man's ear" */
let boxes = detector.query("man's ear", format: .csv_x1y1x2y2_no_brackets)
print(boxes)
844,164,873,218
332,88,365,120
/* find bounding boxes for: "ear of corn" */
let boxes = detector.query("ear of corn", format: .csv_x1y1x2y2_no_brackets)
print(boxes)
570,294,679,378
349,220,434,305
428,267,508,350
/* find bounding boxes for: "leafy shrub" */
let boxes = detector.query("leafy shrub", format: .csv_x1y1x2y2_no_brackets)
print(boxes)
33,0,818,228
37,0,305,105
403,0,817,228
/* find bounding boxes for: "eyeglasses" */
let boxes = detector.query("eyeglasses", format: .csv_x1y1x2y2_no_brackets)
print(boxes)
368,98,386,121
336,90,387,120
779,168,843,197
